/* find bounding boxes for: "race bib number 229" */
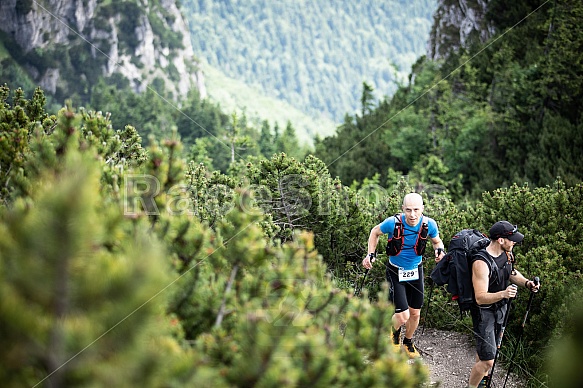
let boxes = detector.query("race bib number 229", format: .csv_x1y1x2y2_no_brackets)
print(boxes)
398,267,419,282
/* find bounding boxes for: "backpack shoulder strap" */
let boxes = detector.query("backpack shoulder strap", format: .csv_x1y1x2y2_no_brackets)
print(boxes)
393,213,403,236
418,216,428,238
414,215,429,255
386,213,404,256
473,249,498,285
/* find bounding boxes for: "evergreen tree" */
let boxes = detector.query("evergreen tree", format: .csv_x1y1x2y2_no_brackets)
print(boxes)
273,121,281,150
0,85,51,204
317,94,393,186
360,81,375,117
0,123,197,387
187,138,215,169
277,120,302,159
258,119,275,158
173,88,229,147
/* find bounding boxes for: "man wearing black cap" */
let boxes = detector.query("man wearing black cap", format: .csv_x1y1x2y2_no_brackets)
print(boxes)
467,221,540,388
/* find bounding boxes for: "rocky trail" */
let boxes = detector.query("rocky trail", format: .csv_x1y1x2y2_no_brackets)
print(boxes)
415,328,525,387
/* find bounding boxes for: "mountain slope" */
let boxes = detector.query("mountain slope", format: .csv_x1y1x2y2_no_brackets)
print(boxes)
181,0,437,123
201,60,337,145
0,0,205,103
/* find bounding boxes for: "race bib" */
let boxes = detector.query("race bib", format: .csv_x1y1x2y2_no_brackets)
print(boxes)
398,266,419,282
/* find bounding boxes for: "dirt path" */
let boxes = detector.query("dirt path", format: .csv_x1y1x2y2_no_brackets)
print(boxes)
415,328,525,387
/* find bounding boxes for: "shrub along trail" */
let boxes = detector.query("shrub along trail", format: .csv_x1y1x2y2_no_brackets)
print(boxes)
415,328,524,387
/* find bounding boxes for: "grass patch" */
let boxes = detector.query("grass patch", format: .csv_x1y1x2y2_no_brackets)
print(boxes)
201,60,338,147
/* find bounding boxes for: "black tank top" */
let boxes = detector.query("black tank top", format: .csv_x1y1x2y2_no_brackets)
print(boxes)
477,251,512,293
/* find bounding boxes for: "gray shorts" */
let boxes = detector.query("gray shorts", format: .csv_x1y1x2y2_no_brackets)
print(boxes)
470,304,507,361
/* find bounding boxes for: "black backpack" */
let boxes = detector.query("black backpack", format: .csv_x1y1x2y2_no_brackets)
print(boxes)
430,229,493,313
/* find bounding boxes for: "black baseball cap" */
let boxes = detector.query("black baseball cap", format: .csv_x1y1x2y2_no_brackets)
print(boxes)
489,221,524,243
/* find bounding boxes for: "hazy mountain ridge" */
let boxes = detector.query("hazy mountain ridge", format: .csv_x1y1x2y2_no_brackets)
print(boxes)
181,0,438,123
0,0,498,148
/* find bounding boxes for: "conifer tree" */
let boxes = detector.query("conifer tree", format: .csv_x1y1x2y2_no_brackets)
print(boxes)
0,85,52,204
187,137,215,169
360,81,375,118
0,136,197,387
258,119,275,158
276,120,302,160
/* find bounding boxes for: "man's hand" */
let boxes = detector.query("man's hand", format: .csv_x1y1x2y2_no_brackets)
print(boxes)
504,284,518,299
362,253,376,269
434,247,445,263
525,277,541,293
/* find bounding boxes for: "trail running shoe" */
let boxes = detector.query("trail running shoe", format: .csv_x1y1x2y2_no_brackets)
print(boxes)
477,376,490,388
391,331,401,352
402,340,420,359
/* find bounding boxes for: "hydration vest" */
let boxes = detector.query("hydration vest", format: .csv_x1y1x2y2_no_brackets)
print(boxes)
386,213,428,257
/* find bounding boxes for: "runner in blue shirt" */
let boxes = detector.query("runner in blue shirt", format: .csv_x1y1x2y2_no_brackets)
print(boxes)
362,193,445,358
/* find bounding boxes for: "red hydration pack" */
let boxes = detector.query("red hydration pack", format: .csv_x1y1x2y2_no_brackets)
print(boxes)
386,213,428,256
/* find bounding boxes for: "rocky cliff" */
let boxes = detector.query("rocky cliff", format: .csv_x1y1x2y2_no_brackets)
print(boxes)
0,0,205,101
427,0,495,59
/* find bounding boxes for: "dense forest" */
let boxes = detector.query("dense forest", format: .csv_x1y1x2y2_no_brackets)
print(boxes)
315,0,583,199
1,0,583,386
0,0,435,147
182,0,436,122
1,83,582,387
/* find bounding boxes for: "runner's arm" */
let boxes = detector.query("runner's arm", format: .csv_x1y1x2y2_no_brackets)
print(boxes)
510,269,540,292
363,224,383,269
430,235,445,262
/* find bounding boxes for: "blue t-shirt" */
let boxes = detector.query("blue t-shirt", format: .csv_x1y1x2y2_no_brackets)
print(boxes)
379,214,439,270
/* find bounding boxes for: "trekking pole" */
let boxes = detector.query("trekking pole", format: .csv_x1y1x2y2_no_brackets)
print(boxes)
503,277,540,388
354,268,370,297
421,276,434,335
486,284,517,388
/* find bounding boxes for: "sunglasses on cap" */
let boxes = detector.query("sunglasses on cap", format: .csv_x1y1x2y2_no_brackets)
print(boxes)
502,225,518,236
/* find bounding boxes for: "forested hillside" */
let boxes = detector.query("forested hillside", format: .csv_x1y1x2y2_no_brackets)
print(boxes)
1,0,583,386
315,0,583,199
182,0,436,122
0,0,438,149
0,0,203,105
0,0,319,171
1,84,582,387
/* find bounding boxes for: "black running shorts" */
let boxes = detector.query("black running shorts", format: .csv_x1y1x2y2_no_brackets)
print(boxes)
386,262,424,312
